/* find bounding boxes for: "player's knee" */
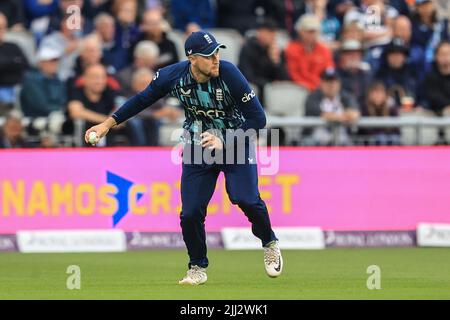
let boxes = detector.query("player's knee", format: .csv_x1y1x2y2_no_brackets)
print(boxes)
231,196,260,209
180,206,204,222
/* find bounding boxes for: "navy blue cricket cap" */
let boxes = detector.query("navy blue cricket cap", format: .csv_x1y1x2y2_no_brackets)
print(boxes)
184,30,227,57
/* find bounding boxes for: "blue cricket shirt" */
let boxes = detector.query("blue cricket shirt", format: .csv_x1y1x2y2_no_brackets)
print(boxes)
111,60,266,143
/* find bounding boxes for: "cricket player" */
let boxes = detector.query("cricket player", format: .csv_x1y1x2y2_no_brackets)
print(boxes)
85,31,282,285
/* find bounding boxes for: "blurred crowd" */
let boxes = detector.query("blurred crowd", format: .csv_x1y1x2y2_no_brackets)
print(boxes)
0,0,449,148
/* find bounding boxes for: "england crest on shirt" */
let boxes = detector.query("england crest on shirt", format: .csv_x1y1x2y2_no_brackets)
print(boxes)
215,88,223,101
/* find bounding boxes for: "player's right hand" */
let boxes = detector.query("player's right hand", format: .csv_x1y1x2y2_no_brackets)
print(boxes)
84,123,110,146
200,131,223,150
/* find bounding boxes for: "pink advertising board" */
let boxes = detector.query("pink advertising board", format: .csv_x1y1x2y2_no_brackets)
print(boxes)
0,147,449,233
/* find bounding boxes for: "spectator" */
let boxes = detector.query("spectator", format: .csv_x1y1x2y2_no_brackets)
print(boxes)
411,0,449,69
40,14,81,81
389,0,411,17
23,0,59,42
336,39,372,105
345,0,398,26
304,68,360,145
38,132,58,148
137,8,179,69
127,68,182,145
215,0,257,35
364,14,416,74
142,0,163,10
73,34,105,76
327,0,356,24
359,81,400,145
345,0,398,38
0,12,28,116
303,0,341,48
112,0,139,55
375,38,420,108
94,12,130,72
339,20,365,42
424,40,450,116
253,0,305,37
393,15,412,43
0,111,28,148
434,0,450,23
67,63,125,146
24,0,58,22
82,0,113,20
20,45,66,117
0,0,25,31
68,34,120,98
238,18,288,103
285,14,335,91
184,22,201,38
117,40,159,97
46,0,93,36
345,0,396,70
171,0,216,31
392,15,427,79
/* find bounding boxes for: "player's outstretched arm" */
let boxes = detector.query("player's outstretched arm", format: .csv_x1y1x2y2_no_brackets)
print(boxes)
84,117,117,145
84,64,179,146
112,64,180,126
84,61,178,146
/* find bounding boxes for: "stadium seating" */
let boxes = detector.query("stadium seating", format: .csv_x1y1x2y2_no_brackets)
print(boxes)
166,29,187,62
4,31,37,66
244,29,291,50
400,110,439,145
263,81,308,118
0,6,449,149
443,109,450,143
12,85,22,112
205,28,243,65
263,81,309,144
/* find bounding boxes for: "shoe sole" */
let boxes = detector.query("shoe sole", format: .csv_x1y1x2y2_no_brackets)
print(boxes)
178,277,207,285
178,281,207,285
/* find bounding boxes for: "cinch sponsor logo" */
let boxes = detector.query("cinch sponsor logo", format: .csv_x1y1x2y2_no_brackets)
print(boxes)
241,90,256,103
0,173,299,226
186,105,226,118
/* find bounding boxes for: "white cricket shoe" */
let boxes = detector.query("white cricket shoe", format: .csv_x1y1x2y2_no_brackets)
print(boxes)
264,241,283,278
178,265,208,285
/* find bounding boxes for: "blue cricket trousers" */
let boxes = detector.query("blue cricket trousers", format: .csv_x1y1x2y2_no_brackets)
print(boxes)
180,142,277,268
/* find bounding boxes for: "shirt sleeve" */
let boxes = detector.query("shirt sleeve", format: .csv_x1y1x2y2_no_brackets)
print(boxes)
220,61,267,131
111,64,176,124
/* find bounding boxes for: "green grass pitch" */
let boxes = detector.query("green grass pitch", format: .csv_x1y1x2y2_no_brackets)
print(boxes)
0,248,449,299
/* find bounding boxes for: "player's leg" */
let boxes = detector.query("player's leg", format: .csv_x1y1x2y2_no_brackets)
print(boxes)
223,148,282,278
223,162,277,246
179,162,219,284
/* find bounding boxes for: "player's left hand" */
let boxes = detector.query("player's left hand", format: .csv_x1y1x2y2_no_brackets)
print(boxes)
200,131,223,150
